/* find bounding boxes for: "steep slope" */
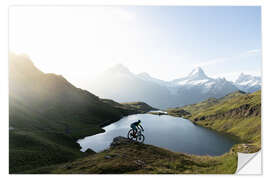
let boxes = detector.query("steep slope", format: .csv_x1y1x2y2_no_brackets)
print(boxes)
234,73,261,93
137,72,168,86
52,137,238,174
9,54,138,137
167,90,261,150
102,100,157,113
121,102,158,112
9,54,154,173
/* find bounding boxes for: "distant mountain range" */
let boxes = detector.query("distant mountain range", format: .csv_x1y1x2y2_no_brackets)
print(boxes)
234,73,261,93
88,65,261,109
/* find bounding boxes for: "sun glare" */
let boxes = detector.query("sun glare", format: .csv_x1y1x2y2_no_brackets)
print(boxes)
9,7,140,88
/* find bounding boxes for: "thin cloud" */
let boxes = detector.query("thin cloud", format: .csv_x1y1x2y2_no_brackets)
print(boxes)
195,49,261,68
247,49,261,54
239,49,261,57
195,57,227,67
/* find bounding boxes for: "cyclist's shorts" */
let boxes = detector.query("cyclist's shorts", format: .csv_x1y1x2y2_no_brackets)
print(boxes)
131,124,137,130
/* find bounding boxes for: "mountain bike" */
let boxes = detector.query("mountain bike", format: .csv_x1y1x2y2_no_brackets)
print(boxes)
127,127,145,143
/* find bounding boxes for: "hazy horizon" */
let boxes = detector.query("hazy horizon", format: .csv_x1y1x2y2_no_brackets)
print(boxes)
9,6,261,89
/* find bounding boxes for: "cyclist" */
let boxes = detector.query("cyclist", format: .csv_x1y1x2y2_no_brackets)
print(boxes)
130,120,144,137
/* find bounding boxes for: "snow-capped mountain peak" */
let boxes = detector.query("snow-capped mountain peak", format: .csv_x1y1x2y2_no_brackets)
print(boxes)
171,67,210,86
187,67,208,80
234,73,261,93
235,73,260,84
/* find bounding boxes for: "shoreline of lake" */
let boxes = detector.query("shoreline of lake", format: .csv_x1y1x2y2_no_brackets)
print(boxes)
77,113,238,156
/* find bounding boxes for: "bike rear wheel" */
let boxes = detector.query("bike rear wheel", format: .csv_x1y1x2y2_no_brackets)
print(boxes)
136,134,145,143
127,129,136,140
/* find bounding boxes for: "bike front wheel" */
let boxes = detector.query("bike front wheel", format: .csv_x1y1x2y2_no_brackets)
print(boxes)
136,134,145,143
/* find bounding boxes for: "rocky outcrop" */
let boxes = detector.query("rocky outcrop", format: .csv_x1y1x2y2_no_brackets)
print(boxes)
110,136,137,148
168,109,191,118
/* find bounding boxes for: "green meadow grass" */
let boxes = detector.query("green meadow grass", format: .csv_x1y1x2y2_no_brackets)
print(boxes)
167,90,261,149
52,139,238,174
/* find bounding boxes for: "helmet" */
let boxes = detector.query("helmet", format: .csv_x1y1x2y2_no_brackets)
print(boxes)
138,120,141,123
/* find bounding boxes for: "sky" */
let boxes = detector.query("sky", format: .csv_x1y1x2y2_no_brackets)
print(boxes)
9,6,261,89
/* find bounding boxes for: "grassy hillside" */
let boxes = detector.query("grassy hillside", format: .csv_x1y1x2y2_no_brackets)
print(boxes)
9,53,155,173
167,90,261,151
101,100,156,114
121,102,158,112
52,137,238,174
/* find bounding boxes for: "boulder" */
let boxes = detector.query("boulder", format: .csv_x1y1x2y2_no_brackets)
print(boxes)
110,136,135,148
